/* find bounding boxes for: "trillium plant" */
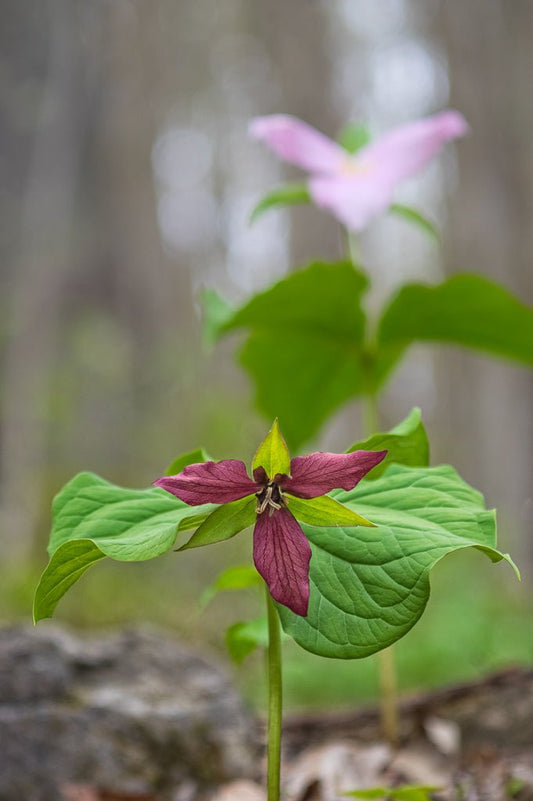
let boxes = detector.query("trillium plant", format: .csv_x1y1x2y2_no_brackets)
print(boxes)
33,418,517,801
154,420,386,616
34,107,531,801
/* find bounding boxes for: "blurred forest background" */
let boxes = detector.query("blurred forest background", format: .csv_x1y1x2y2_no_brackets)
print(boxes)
1,0,532,709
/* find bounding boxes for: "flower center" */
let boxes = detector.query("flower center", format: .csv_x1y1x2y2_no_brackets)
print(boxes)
341,156,371,176
255,481,285,515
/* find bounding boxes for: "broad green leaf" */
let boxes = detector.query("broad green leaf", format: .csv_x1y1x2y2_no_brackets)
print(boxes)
389,204,440,242
47,472,213,556
277,464,517,659
252,419,291,477
288,494,374,528
34,540,105,623
225,616,269,663
376,274,533,387
337,123,372,154
250,182,311,223
34,472,214,622
200,287,235,345
165,447,213,476
201,564,262,607
347,407,429,479
222,261,370,449
179,496,256,551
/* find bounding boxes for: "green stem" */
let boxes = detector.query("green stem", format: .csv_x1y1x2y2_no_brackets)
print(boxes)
266,587,283,801
362,392,379,438
377,646,399,746
362,392,399,747
344,224,399,747
346,229,362,266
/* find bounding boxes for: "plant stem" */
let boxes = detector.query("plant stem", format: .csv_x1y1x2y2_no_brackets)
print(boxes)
363,392,399,747
377,646,398,746
346,229,362,266
362,392,379,439
345,225,400,748
266,587,283,801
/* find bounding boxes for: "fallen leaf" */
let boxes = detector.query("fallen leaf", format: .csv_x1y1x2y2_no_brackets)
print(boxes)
284,741,391,801
209,779,266,801
60,785,157,801
423,717,461,756
61,785,100,801
388,745,452,790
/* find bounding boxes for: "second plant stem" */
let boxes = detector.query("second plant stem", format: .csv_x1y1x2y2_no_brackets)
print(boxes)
346,230,400,746
363,392,399,747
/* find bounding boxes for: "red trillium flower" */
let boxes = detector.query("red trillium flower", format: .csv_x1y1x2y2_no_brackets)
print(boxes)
154,421,386,616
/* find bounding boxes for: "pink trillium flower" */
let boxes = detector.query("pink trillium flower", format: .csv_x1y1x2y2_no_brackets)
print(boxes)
249,110,469,231
154,423,386,617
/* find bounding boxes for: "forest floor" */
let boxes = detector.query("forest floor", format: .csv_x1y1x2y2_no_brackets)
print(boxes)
57,666,533,801
212,666,533,801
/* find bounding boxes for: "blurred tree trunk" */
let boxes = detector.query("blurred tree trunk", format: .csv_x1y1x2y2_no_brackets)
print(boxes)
97,1,190,464
107,2,191,346
253,0,342,266
0,0,84,564
436,0,533,559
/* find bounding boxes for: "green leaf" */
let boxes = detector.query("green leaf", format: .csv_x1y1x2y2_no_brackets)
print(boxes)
277,464,517,659
337,123,372,154
250,182,311,223
222,261,370,449
376,274,533,387
46,472,213,557
288,494,374,528
201,564,262,607
33,540,105,623
252,419,291,477
225,616,269,663
33,472,215,622
391,787,441,801
347,407,429,479
179,496,256,551
389,204,440,242
165,447,213,476
345,785,441,801
200,287,236,346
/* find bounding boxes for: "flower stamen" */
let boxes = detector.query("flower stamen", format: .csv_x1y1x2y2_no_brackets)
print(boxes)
256,481,285,515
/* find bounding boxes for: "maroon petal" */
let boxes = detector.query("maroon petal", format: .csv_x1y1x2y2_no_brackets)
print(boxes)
282,450,388,499
252,465,268,485
253,508,311,617
154,460,258,505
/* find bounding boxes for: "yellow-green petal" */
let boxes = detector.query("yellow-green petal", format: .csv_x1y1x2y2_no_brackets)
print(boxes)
287,493,375,528
178,496,256,550
252,418,291,478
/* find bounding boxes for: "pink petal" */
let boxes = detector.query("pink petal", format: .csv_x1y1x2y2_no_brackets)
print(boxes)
283,450,388,499
253,508,311,616
356,110,469,187
309,173,393,232
249,114,346,174
153,460,258,505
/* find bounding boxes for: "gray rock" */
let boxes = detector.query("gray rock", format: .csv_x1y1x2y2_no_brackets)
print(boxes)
0,625,259,800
